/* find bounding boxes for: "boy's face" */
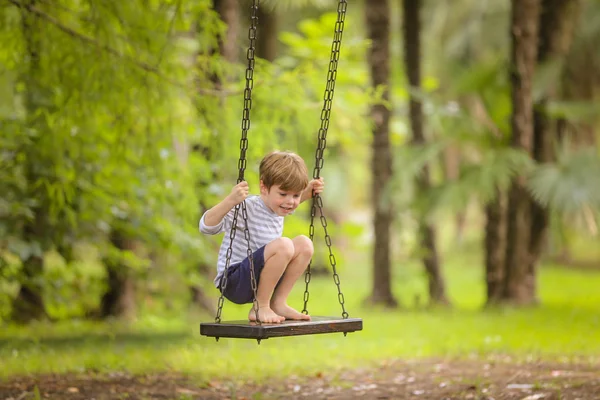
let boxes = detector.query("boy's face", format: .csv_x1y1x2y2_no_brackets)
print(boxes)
260,181,302,216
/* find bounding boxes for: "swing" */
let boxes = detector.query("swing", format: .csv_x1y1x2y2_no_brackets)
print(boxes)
200,0,362,344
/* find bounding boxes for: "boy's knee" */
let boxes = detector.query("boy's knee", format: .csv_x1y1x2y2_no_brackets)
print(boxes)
293,235,314,256
271,237,295,260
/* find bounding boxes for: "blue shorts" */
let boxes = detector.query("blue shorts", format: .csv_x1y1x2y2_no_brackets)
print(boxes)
220,245,266,304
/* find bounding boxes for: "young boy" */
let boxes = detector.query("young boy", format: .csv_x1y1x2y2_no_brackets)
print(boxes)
199,151,324,324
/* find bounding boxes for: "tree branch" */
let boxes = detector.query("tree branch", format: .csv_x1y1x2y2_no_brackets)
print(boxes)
7,0,239,97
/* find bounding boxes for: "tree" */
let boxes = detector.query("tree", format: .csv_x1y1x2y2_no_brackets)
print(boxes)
212,0,241,64
366,0,397,307
528,0,581,294
402,0,449,306
100,229,138,319
502,0,541,304
558,0,600,149
256,5,279,61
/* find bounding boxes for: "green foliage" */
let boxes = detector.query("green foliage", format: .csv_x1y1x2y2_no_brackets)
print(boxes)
528,147,600,233
388,141,447,210
43,250,106,319
386,29,516,222
0,2,375,321
0,0,220,319
424,0,510,66
388,139,532,225
193,10,372,188
430,147,534,215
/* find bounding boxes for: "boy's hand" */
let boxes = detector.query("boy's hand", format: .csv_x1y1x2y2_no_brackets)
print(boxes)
202,181,249,228
301,177,324,203
228,181,249,205
310,177,324,195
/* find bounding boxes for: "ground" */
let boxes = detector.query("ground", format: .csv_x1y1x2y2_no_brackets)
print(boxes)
1,359,599,400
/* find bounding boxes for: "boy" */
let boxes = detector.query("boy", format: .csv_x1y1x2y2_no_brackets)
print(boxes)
199,151,324,324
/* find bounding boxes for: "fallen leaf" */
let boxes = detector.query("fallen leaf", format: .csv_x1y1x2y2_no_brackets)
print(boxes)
507,383,535,390
521,394,547,400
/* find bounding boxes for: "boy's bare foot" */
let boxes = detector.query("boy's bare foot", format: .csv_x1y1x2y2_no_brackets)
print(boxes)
271,303,311,321
248,306,285,323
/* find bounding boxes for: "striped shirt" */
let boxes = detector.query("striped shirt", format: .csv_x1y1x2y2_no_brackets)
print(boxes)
199,195,283,287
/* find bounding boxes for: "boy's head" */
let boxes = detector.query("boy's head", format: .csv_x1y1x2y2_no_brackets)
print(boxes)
259,151,309,193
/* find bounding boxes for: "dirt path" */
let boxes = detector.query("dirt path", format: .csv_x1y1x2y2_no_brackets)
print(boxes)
1,359,599,399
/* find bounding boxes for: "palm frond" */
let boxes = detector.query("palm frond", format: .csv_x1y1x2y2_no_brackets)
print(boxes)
545,100,600,124
385,141,448,209
427,147,533,214
386,140,533,218
528,148,600,214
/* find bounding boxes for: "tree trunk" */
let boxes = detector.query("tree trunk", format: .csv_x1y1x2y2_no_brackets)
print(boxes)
529,0,581,295
190,259,217,315
11,238,48,323
366,0,397,307
191,285,217,316
403,0,449,306
560,0,597,149
100,229,137,319
10,0,49,323
212,0,240,63
503,0,540,305
485,190,508,305
256,6,278,62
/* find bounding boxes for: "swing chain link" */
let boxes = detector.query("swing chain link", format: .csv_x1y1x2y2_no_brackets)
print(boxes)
302,0,349,319
215,0,260,324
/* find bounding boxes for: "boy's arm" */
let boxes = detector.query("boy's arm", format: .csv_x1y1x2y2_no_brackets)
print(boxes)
300,177,324,204
202,181,249,227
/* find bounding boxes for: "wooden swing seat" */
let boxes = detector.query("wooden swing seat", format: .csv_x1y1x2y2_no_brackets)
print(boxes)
200,316,362,341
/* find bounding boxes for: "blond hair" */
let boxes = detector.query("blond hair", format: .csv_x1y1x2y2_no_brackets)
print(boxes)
259,151,309,193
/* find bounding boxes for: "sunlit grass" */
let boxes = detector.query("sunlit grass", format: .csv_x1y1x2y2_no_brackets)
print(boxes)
1,251,599,382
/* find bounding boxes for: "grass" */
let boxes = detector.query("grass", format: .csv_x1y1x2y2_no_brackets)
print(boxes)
1,250,600,383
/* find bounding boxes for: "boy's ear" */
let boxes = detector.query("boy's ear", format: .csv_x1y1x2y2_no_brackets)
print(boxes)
259,180,268,194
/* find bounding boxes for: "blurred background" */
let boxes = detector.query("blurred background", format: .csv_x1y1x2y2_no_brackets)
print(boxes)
1,0,600,379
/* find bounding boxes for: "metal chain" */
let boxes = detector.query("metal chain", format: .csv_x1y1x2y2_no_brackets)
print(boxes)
302,0,349,319
215,0,260,325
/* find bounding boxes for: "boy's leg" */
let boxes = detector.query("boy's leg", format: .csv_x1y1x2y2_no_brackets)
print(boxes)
270,235,313,320
248,237,295,323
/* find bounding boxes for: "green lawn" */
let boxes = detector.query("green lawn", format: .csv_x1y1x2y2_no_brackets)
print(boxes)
1,253,599,382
